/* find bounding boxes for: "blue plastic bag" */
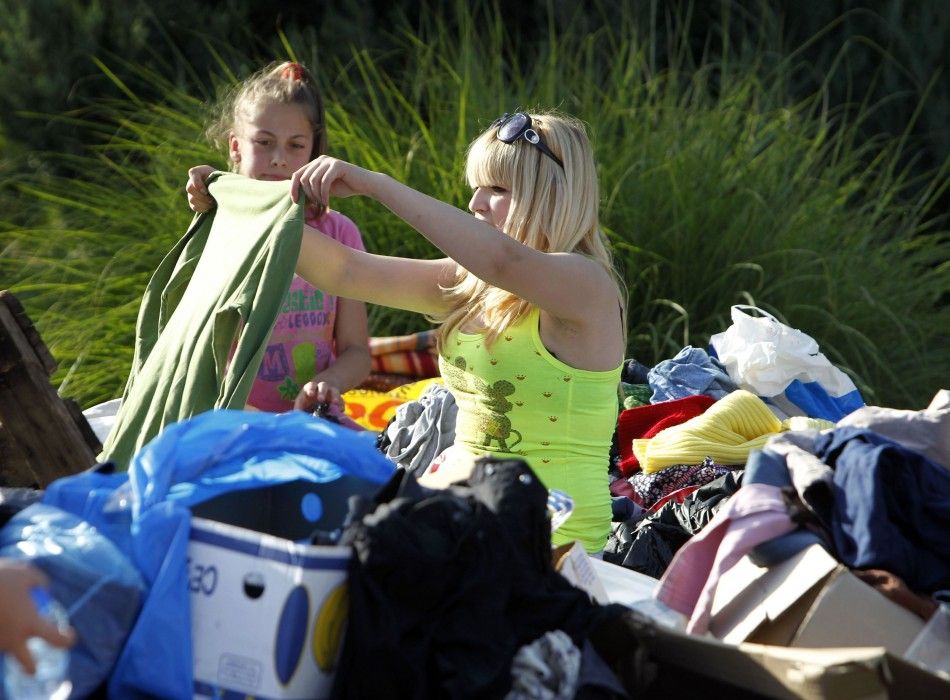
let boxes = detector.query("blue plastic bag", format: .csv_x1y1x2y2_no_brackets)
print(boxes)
42,409,396,699
0,503,145,699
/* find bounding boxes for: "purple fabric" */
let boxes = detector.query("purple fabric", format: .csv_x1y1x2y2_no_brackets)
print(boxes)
629,458,734,509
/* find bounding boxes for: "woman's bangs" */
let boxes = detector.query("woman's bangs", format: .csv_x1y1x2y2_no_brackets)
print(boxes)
466,133,513,189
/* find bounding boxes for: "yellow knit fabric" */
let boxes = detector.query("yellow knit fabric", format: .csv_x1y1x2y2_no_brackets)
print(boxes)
632,390,834,473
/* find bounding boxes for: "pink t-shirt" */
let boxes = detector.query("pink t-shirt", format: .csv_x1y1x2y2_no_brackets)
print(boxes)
245,209,365,412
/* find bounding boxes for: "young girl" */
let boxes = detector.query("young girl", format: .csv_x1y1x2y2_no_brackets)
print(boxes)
186,61,370,418
288,111,627,554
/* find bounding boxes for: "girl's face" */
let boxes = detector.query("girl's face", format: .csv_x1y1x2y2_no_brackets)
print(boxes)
468,185,511,230
229,102,314,180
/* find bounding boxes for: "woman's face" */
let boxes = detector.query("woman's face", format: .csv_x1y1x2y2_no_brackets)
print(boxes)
468,185,511,230
229,101,314,180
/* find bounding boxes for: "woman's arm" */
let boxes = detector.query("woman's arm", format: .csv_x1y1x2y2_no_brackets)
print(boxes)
290,157,619,326
295,225,455,317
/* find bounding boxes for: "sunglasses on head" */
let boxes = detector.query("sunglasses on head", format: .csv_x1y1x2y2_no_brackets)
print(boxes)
492,112,564,168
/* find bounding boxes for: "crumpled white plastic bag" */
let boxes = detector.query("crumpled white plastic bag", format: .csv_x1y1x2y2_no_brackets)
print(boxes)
709,305,862,420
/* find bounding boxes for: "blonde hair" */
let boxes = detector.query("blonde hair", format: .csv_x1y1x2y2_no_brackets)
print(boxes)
435,111,626,347
207,60,328,215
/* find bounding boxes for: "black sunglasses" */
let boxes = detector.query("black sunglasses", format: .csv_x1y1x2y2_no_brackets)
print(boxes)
492,112,564,168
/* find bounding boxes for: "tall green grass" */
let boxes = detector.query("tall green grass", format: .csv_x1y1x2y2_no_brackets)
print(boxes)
1,1,947,410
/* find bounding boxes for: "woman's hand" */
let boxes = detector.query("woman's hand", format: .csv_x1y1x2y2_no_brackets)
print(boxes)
0,561,75,676
185,165,218,212
294,380,343,416
290,156,377,208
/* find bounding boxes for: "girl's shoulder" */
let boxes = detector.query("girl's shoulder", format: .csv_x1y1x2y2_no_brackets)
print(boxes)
306,208,365,250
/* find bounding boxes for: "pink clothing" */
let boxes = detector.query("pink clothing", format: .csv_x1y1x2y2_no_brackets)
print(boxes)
245,210,365,412
654,482,795,634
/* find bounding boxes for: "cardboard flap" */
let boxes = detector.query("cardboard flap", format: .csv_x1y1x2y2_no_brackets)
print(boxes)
739,644,892,700
709,544,838,644
647,621,950,699
792,570,923,654
553,542,609,604
588,556,658,607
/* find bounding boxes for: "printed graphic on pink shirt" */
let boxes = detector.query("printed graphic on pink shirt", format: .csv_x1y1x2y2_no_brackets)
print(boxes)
245,210,364,412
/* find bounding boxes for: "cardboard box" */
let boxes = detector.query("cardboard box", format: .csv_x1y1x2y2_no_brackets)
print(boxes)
188,516,350,700
592,545,950,698
644,618,950,700
708,544,924,655
187,478,377,699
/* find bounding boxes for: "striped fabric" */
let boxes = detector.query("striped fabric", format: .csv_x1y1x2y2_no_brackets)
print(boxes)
367,330,439,378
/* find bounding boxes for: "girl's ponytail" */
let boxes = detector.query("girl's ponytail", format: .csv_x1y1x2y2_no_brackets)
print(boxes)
279,62,305,82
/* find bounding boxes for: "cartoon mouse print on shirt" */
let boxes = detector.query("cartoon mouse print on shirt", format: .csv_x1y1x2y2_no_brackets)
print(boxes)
442,356,523,453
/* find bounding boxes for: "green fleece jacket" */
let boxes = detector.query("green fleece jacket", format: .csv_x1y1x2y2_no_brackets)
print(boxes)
99,174,303,469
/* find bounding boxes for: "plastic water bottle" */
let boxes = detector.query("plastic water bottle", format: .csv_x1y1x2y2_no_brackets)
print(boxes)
3,587,72,700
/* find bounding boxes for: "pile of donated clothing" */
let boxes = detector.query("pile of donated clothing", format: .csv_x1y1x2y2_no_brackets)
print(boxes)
350,305,950,686
370,308,949,614
2,299,947,699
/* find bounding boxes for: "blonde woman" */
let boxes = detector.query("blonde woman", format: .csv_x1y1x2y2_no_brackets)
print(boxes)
291,111,626,553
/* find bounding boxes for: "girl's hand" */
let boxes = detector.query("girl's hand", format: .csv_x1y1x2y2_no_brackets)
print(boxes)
294,380,344,416
0,561,75,676
290,156,375,208
185,165,217,212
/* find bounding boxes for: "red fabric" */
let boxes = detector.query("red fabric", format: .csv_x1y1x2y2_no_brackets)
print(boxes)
648,484,703,513
617,394,716,476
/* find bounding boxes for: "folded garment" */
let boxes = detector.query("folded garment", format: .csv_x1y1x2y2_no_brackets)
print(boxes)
617,395,715,476
369,329,437,356
633,390,832,473
371,349,439,378
367,330,440,378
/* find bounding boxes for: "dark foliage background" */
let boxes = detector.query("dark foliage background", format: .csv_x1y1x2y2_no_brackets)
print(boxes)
0,0,946,409
3,1,946,182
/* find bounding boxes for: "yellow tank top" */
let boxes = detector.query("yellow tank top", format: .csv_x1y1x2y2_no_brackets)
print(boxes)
439,308,621,552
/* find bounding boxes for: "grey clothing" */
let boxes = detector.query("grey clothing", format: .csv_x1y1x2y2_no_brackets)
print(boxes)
837,389,950,469
385,383,458,476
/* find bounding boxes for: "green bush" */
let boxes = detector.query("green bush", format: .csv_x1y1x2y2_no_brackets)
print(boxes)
1,1,946,410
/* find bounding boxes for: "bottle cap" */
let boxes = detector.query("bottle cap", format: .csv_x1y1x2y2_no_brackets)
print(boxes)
29,586,53,615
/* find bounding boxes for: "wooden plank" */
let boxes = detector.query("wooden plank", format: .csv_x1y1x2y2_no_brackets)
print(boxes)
0,290,57,374
0,291,100,487
0,429,37,488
